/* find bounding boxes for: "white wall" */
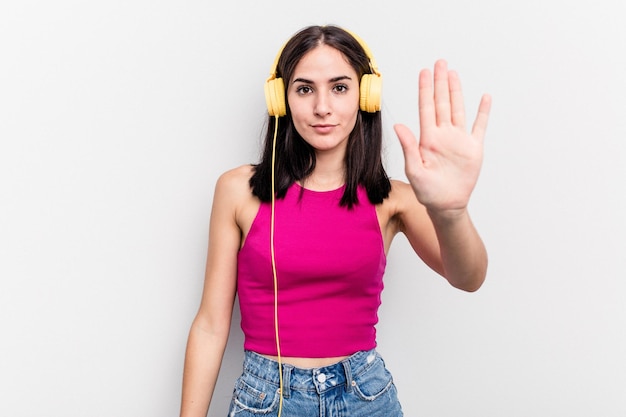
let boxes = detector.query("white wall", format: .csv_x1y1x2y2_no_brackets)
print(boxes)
1,0,624,416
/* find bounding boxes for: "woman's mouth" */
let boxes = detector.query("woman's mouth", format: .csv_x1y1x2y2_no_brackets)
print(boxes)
311,124,335,134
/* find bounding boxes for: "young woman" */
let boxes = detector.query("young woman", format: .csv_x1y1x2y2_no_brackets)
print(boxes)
180,25,491,417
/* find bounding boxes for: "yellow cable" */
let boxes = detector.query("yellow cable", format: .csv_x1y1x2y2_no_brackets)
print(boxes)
270,115,284,416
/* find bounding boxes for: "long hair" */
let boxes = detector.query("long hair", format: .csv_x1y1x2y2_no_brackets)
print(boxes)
250,25,391,208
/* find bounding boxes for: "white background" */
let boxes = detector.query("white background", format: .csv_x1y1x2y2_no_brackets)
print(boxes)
1,0,625,416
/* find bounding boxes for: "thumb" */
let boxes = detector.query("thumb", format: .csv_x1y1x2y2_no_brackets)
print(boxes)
393,124,418,154
393,123,423,176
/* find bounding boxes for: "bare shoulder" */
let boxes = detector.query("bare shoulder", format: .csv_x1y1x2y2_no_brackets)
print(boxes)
377,179,415,222
213,164,260,235
215,164,254,192
386,179,420,215
212,164,255,205
385,178,431,232
376,179,425,252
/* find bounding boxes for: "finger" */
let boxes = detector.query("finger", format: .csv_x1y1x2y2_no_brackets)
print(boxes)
418,68,436,133
471,94,492,142
433,59,451,126
394,123,418,154
394,123,424,172
448,70,466,130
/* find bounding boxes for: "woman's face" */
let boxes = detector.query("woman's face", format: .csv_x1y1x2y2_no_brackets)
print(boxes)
287,44,360,156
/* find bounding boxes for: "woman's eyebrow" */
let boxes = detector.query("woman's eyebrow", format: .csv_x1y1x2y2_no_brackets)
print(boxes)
292,75,354,84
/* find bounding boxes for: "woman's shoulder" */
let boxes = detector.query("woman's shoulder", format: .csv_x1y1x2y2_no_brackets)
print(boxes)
213,164,256,201
214,164,261,234
386,178,416,209
376,179,415,224
222,163,253,178
383,178,430,223
214,164,254,189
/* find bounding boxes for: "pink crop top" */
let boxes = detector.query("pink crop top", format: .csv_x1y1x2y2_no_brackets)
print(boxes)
237,183,386,357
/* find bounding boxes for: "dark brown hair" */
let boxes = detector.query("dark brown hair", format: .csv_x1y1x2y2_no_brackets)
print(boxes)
249,25,391,207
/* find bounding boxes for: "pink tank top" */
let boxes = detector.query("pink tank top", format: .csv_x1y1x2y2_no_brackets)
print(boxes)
237,183,386,357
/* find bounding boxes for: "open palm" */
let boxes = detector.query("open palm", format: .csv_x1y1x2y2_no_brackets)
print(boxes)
394,59,491,213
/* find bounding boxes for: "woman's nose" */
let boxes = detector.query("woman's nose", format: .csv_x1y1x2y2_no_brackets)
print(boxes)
313,93,331,116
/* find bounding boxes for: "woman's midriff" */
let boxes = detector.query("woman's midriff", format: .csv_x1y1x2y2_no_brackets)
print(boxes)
260,354,351,368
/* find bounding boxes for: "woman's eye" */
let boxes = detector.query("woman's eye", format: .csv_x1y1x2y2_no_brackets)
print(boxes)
296,85,313,95
334,84,348,93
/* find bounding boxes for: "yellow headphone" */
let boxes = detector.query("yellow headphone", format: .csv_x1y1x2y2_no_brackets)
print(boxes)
264,28,382,117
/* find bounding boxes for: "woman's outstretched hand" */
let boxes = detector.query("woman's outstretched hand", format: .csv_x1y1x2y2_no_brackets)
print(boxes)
394,59,491,215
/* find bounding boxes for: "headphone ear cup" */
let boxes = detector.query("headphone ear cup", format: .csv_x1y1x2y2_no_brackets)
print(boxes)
359,73,382,113
265,77,287,117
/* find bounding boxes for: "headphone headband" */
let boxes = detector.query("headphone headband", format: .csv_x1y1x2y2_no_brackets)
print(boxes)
343,29,381,78
266,42,285,84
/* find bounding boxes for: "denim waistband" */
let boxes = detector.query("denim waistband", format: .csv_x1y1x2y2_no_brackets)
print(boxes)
242,349,380,397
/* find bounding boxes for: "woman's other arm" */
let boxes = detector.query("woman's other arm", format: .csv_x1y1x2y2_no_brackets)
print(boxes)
179,169,247,417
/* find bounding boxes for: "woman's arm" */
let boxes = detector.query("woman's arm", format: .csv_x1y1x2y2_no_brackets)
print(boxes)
424,205,487,292
179,169,247,417
393,59,491,292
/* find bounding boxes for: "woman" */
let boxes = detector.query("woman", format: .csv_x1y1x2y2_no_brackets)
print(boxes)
180,25,491,417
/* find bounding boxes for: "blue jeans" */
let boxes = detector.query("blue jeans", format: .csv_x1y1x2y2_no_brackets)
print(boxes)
228,349,403,416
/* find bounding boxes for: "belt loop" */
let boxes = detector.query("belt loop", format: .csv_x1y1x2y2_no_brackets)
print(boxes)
342,359,353,393
281,364,292,398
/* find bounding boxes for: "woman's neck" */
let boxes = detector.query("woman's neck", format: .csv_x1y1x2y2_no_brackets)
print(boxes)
301,165,345,192
303,147,346,191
